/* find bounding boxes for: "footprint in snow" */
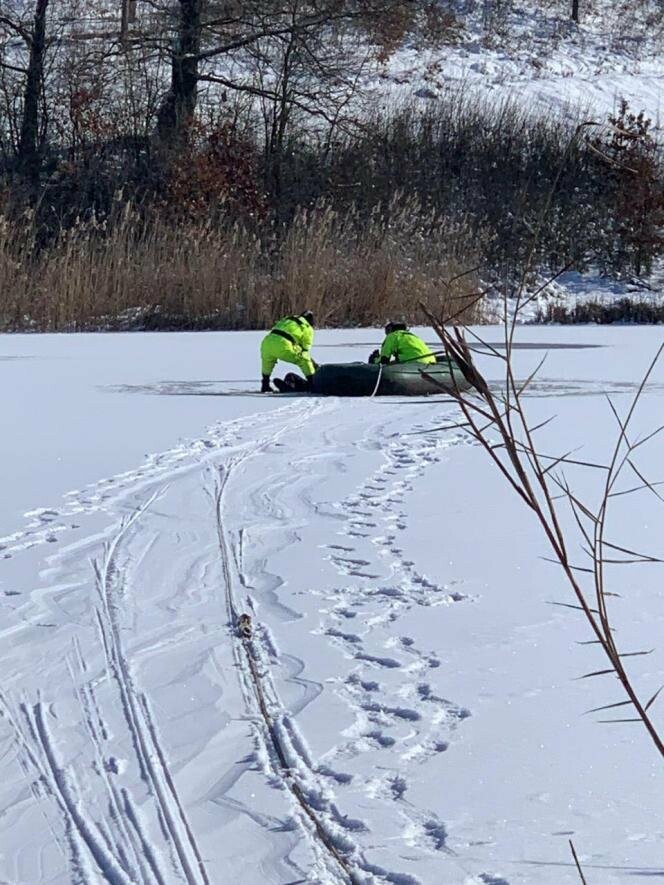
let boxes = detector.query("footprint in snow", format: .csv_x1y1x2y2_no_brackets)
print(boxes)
375,587,404,599
317,764,353,785
332,555,371,567
325,627,361,644
366,772,408,802
345,674,380,692
361,701,421,723
354,653,402,669
365,730,396,749
401,739,450,763
359,680,380,692
333,606,357,620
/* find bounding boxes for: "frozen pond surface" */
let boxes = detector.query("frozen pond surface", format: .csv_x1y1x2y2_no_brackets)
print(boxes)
0,326,663,884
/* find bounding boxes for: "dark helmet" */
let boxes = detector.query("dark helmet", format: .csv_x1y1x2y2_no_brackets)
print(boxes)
384,320,407,335
301,310,315,326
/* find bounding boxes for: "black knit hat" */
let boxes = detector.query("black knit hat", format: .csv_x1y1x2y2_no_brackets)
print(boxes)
384,320,407,335
301,310,315,326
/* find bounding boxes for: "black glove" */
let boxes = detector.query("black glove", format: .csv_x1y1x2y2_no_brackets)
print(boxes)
261,375,272,393
368,350,380,365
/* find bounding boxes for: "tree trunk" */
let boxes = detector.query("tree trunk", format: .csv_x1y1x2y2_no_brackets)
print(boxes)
121,0,137,43
571,0,580,23
157,0,202,149
17,0,49,191
267,36,296,214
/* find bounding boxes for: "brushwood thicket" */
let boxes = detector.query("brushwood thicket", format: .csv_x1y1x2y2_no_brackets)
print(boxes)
1,1,661,330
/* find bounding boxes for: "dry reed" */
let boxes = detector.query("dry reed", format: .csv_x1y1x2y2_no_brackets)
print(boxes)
0,199,481,332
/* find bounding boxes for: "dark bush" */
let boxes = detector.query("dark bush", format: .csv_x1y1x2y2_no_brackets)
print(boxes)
537,298,664,324
269,95,662,278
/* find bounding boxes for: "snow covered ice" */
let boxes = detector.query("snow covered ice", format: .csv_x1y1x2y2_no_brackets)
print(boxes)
0,327,663,884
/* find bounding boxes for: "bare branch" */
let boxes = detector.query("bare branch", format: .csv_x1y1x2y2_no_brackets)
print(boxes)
569,839,588,885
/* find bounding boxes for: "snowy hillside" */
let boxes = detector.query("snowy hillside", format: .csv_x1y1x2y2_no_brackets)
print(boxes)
376,0,663,121
1,328,663,883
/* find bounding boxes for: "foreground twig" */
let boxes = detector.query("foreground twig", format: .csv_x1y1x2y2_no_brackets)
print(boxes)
421,298,664,759
569,839,588,884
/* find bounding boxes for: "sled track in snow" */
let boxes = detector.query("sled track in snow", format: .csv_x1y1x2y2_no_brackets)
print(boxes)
68,635,168,885
0,494,203,885
211,402,365,885
93,491,211,885
0,399,308,562
4,398,427,883
0,692,135,885
0,399,339,885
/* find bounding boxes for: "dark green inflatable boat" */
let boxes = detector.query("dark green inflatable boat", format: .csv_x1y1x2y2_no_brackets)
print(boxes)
309,360,469,397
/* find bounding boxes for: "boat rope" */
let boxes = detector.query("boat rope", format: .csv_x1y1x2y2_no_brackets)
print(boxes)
213,467,359,885
237,622,359,883
369,362,383,398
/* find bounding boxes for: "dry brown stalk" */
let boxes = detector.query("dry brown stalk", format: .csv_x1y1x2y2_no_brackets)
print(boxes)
419,293,664,759
569,839,588,884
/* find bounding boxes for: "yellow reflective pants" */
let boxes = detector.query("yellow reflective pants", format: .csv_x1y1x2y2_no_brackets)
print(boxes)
260,332,316,378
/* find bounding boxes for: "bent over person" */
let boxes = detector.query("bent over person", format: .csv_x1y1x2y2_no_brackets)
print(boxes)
260,311,316,392
371,322,436,366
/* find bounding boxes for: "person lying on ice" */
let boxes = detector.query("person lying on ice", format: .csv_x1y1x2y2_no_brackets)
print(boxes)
261,311,316,392
369,322,437,366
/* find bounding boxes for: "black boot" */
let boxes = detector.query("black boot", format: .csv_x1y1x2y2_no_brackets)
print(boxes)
261,375,272,393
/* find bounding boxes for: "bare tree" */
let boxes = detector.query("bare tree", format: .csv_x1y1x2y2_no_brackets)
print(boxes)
248,2,373,205
156,0,201,148
153,1,434,150
120,0,137,44
0,0,50,191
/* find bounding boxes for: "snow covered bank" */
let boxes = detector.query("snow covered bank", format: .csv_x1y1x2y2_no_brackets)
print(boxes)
376,1,663,124
378,45,663,125
1,327,663,883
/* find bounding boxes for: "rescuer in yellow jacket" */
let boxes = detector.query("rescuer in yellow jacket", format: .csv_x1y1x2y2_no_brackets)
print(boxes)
261,311,316,392
370,322,437,366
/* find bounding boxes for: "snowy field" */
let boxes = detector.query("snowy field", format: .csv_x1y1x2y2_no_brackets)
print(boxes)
1,327,663,884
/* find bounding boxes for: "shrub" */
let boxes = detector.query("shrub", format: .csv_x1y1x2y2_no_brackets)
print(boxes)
536,298,664,324
588,101,664,276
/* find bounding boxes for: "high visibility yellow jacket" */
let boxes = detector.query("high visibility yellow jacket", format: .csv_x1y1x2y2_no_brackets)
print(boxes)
380,330,436,365
271,315,314,353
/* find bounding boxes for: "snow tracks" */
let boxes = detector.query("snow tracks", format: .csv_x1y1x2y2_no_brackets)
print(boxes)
0,396,489,883
218,404,482,882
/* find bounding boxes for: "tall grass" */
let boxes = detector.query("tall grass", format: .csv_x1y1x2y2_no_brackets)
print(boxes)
0,199,482,331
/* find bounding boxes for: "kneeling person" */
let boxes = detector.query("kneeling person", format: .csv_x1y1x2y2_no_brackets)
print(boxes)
260,311,316,392
372,322,436,365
